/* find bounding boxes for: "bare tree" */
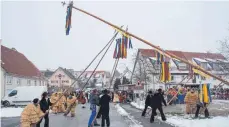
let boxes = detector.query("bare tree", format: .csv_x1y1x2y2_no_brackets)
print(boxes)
131,51,155,85
219,37,229,59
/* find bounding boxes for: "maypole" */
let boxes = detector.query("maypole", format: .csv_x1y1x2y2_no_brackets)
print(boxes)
62,2,229,86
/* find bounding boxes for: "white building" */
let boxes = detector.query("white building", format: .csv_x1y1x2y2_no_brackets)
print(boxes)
48,67,78,88
74,71,111,88
1,46,46,99
131,49,229,91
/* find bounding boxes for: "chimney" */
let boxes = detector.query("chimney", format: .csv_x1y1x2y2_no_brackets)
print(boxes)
12,48,17,51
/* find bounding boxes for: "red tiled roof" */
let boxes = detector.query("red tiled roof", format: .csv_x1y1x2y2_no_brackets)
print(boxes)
1,45,42,77
139,49,226,61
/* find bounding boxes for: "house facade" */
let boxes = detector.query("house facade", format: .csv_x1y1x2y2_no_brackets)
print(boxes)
131,49,229,91
74,71,111,88
1,45,46,99
48,67,78,88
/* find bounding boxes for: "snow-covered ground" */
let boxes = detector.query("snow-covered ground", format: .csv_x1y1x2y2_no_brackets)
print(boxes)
130,101,145,110
115,104,143,127
0,107,23,117
130,101,229,127
212,99,229,104
164,114,229,127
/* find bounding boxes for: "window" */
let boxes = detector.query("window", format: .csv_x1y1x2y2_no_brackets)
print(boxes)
8,90,17,97
6,76,12,84
34,80,37,86
201,76,206,80
27,80,31,85
51,80,58,83
17,79,21,85
171,76,174,80
62,80,69,83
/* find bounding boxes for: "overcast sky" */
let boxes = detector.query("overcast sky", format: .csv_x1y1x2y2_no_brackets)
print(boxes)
1,1,229,72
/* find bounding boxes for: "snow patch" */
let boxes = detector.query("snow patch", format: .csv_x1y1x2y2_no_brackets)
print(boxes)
115,104,143,127
115,104,129,116
164,114,229,127
0,107,23,117
130,101,148,110
212,100,229,104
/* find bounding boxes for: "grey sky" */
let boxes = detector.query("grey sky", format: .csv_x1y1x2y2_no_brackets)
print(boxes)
1,1,229,72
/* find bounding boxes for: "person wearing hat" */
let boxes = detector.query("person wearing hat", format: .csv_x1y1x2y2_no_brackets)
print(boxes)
37,92,52,127
20,98,48,127
99,89,111,127
150,88,166,123
141,90,153,117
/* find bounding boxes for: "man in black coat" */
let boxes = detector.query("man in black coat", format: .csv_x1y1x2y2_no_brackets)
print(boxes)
150,89,167,123
141,90,153,117
99,89,111,127
37,92,52,127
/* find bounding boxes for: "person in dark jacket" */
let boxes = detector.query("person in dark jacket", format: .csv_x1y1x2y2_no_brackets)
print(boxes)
37,92,52,127
141,91,153,117
150,89,167,123
111,92,114,102
99,89,111,127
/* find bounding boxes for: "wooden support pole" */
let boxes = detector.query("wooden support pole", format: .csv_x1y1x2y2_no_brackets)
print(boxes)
71,5,229,86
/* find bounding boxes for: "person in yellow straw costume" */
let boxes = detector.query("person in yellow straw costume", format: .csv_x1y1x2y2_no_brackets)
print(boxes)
57,92,66,113
113,92,119,103
20,98,48,127
184,89,198,114
50,92,58,114
64,92,78,117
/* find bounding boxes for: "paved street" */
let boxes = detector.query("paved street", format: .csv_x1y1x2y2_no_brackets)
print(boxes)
1,103,128,127
120,104,173,127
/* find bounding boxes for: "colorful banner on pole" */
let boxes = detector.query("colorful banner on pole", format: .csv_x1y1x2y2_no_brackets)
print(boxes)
160,62,171,82
65,4,73,35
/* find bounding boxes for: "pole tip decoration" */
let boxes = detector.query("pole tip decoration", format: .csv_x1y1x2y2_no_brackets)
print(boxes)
65,1,74,35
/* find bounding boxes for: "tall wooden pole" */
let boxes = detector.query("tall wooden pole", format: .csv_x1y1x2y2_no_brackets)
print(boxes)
70,5,229,86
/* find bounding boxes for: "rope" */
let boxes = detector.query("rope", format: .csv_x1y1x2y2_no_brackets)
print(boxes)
17,31,119,127
109,58,119,90
51,30,120,107
81,32,116,91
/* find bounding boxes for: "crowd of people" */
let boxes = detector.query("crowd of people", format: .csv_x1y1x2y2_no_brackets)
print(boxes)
211,88,229,100
19,88,133,127
141,86,210,123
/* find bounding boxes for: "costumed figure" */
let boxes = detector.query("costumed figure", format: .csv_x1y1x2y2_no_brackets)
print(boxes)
113,92,119,103
64,93,78,117
20,98,48,127
50,92,58,114
57,92,66,113
78,91,86,108
184,89,198,114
